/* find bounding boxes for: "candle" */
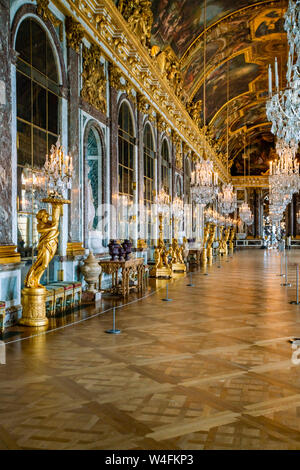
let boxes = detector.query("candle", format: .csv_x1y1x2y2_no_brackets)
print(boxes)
275,57,279,91
268,64,272,96
270,161,272,175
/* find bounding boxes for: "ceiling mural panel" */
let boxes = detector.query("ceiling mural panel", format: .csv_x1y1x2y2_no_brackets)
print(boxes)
194,53,261,123
231,132,276,176
150,0,264,58
114,0,288,175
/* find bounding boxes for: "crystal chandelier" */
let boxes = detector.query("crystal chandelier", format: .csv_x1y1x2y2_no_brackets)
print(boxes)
44,136,73,198
266,0,300,145
191,159,218,205
172,196,184,219
218,183,237,215
156,188,170,215
239,202,254,226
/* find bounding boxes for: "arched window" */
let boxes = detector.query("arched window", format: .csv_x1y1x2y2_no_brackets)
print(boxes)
85,126,103,251
143,124,155,244
118,102,135,238
161,139,170,194
16,18,60,258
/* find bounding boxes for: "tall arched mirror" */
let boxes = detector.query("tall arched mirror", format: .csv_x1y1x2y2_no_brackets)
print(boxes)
85,126,103,252
143,123,155,245
16,18,60,262
118,101,135,239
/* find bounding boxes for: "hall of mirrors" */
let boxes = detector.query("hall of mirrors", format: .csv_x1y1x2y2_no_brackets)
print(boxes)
1,0,300,452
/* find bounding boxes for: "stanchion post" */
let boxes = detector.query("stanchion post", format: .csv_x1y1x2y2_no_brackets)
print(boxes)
282,255,292,287
187,271,194,287
105,307,121,334
162,283,172,302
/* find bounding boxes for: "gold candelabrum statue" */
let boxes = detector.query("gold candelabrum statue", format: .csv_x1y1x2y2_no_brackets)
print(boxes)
201,223,210,266
207,224,216,265
229,227,236,253
169,202,186,272
150,189,172,278
221,227,230,256
20,139,72,327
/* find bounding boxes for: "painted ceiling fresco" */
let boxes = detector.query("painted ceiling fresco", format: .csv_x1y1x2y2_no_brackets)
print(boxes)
147,0,288,174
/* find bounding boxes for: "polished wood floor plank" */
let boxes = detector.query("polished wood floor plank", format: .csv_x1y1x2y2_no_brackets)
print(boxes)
1,251,300,449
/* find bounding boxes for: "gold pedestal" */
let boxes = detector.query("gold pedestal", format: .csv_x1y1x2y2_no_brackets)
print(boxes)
208,247,213,265
201,248,207,266
20,287,48,327
171,262,186,273
150,266,172,278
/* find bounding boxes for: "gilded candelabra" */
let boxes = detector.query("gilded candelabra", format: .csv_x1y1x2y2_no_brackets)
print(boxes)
201,223,210,266
229,226,237,253
207,224,216,265
170,196,186,273
150,189,172,278
20,139,72,327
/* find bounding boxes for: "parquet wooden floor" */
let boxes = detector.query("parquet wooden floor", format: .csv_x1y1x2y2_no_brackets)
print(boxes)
1,250,300,449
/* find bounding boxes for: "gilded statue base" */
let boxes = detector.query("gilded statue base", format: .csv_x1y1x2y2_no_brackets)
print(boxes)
171,262,186,273
149,266,172,278
20,287,48,327
201,248,207,266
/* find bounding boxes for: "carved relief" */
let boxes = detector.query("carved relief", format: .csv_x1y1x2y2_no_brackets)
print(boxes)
187,100,202,127
81,45,106,114
109,63,122,89
65,16,84,53
118,0,153,49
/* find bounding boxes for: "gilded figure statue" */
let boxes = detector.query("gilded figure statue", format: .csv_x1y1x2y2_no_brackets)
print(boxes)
24,208,60,288
169,239,184,265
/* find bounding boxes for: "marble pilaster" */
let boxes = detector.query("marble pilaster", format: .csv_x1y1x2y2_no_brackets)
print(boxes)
68,46,81,243
0,0,13,246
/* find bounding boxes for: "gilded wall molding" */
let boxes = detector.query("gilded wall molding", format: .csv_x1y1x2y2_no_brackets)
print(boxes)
36,0,63,40
232,176,269,188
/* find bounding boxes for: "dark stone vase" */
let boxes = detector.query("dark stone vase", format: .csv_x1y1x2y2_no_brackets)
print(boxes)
122,239,132,261
118,246,125,261
108,240,120,261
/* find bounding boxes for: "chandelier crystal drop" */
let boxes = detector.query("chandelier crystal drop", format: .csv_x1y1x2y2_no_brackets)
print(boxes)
191,159,218,205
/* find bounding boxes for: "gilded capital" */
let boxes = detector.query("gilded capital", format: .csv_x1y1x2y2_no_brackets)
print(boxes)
65,16,84,53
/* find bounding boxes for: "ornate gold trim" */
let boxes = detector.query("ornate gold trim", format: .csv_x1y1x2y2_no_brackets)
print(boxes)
67,242,85,256
65,16,83,52
0,245,21,264
56,0,229,182
232,176,269,188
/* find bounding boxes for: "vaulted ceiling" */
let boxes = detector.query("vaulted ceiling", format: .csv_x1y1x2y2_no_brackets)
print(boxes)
150,0,288,176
